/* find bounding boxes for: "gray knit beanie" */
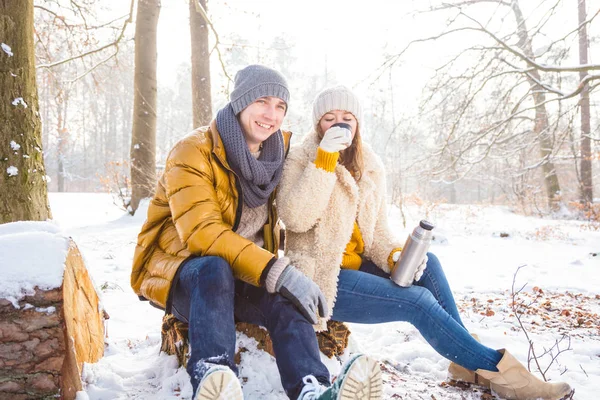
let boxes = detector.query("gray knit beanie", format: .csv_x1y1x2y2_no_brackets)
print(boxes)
312,85,362,130
230,65,290,115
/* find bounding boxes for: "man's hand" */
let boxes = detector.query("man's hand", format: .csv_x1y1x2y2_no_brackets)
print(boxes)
319,126,352,153
274,265,328,324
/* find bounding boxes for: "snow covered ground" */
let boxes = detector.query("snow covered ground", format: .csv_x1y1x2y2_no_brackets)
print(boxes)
42,193,600,399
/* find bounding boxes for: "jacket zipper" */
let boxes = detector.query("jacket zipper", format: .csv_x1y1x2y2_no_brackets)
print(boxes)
212,147,243,231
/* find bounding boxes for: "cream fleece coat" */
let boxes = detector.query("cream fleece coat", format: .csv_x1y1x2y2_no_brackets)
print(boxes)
277,131,403,331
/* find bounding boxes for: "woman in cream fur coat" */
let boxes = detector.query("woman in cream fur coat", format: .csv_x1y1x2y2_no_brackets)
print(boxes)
276,85,572,400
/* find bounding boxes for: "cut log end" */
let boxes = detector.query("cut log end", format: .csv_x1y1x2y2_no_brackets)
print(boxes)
0,239,105,400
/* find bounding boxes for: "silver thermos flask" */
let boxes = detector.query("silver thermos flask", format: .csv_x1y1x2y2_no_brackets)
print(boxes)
391,220,434,287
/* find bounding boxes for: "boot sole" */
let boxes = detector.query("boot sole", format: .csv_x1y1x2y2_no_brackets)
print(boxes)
195,368,243,400
448,362,491,388
338,355,382,399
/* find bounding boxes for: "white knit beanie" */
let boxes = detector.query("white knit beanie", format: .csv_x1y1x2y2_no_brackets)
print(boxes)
312,85,362,130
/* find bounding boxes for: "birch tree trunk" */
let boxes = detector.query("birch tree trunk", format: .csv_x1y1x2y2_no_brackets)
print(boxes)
130,0,161,214
0,0,51,223
577,0,593,205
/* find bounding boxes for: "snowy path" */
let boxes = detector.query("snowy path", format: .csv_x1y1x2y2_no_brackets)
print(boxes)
48,193,600,399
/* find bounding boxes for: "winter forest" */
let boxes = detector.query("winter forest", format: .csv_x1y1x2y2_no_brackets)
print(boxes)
1,0,600,399
1,0,598,214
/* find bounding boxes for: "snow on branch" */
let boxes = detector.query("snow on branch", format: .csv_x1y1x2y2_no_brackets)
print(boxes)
460,12,600,73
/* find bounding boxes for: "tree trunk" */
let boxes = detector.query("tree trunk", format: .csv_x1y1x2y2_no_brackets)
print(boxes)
130,0,161,214
82,94,89,192
577,0,593,205
189,0,212,128
107,94,117,160
56,90,67,192
120,94,132,162
511,0,561,209
0,0,51,223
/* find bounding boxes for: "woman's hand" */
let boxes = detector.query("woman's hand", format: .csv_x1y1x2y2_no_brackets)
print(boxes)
392,251,428,282
319,125,352,153
414,254,428,281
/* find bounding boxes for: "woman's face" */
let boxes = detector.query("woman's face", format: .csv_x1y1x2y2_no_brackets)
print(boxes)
318,110,358,140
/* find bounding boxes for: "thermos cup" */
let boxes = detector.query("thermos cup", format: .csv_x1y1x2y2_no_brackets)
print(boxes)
391,220,434,287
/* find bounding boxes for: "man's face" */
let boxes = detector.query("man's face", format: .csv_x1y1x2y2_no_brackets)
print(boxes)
238,96,287,152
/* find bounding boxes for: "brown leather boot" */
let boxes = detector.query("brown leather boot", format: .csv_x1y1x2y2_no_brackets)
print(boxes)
475,349,572,400
447,333,490,388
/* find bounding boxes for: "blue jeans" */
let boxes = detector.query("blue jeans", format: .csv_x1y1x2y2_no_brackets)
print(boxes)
331,253,502,371
170,256,329,400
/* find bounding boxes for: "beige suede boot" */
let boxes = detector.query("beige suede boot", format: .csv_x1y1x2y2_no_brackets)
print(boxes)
447,333,490,388
475,349,572,400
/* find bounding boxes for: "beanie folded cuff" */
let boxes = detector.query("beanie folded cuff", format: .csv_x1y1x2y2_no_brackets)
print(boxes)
231,83,290,115
312,85,362,130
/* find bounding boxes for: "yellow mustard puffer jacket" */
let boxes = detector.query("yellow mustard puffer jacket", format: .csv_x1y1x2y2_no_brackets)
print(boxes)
131,120,291,309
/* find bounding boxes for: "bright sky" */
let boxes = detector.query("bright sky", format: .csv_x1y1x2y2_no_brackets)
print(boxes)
154,0,599,98
151,0,435,96
103,0,599,128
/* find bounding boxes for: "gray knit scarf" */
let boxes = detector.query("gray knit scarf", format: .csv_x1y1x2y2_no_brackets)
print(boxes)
216,104,284,208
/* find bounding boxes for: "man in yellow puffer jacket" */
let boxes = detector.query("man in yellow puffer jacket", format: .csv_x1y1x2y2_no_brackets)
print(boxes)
130,65,371,400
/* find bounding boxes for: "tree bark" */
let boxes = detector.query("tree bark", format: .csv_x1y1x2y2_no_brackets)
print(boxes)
0,0,52,223
577,0,593,205
130,0,161,214
511,0,561,209
189,0,212,128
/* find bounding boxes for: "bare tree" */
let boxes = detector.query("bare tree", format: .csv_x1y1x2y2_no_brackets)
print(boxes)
0,0,52,223
510,0,561,208
35,0,134,72
189,0,212,127
130,0,161,214
34,0,136,192
382,0,600,210
577,0,593,205
54,86,69,192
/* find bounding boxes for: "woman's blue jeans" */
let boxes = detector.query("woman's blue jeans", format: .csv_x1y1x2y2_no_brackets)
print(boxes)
331,252,502,372
169,256,329,400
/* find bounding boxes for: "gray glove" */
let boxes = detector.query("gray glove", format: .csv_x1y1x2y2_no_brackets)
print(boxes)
275,265,329,324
